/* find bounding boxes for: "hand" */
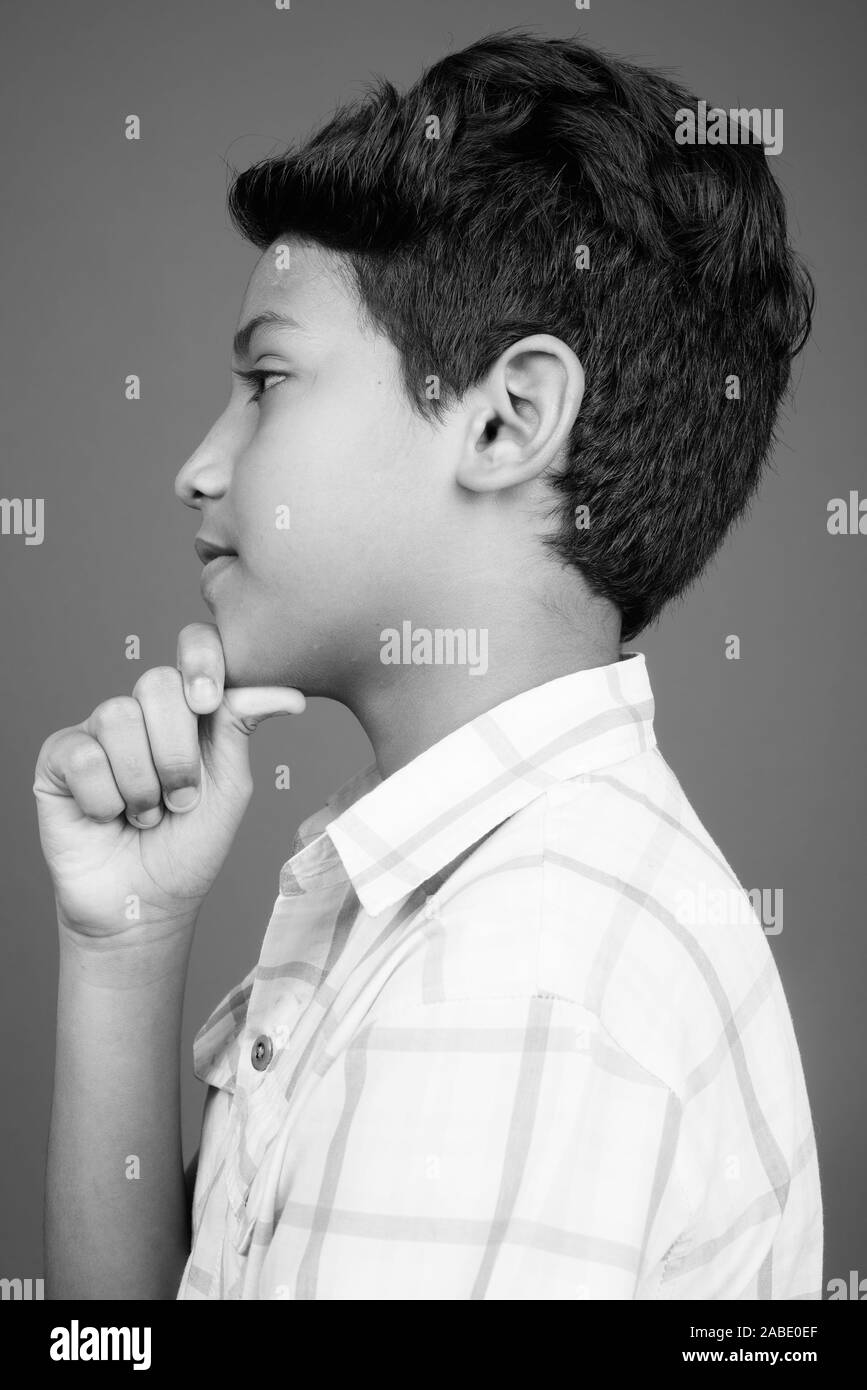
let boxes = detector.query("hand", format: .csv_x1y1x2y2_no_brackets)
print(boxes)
33,622,305,944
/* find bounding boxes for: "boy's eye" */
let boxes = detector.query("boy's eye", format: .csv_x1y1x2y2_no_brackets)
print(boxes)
234,369,291,403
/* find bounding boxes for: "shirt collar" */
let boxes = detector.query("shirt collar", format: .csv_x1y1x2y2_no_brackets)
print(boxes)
283,652,656,918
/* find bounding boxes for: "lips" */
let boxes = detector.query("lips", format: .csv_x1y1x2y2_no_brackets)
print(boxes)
199,554,236,606
195,537,238,566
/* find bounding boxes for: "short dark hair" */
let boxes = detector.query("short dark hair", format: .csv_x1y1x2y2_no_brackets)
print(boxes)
227,28,813,641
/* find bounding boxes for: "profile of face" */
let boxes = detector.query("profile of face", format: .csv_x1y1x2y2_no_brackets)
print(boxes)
175,235,586,704
174,237,448,697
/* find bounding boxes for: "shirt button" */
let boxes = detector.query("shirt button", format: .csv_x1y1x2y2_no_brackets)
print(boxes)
251,1034,273,1071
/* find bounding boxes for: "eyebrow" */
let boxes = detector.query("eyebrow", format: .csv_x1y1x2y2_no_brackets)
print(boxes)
232,311,305,361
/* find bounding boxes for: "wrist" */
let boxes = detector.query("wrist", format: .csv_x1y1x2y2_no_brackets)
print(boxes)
57,915,198,991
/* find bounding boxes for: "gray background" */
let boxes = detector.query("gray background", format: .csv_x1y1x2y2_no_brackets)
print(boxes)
1,0,863,1295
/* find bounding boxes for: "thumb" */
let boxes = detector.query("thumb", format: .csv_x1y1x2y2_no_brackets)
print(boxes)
203,686,306,786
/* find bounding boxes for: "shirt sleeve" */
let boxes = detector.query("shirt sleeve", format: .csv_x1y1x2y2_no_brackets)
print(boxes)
255,993,692,1299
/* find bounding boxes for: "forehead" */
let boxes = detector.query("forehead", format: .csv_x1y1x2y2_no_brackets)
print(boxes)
238,237,362,333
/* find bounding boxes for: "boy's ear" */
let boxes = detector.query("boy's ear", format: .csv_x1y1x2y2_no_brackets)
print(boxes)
456,334,585,493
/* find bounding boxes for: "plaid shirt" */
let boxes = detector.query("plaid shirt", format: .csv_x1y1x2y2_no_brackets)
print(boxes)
177,653,822,1300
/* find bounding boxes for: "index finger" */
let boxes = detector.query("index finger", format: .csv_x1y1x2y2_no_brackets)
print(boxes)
176,622,226,713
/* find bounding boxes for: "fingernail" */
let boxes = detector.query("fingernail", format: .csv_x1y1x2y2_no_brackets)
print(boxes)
164,786,200,813
189,677,218,710
128,807,162,828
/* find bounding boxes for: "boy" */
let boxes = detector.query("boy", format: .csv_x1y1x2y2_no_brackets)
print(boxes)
35,30,822,1299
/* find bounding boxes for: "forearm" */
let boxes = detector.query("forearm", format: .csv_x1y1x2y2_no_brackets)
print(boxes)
45,925,195,1300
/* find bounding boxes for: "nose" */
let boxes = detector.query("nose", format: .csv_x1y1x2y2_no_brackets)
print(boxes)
174,415,236,508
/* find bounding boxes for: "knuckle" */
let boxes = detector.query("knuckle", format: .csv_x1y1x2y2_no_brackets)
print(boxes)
92,696,140,731
115,748,160,785
66,739,106,779
38,725,66,752
35,730,61,766
133,665,182,702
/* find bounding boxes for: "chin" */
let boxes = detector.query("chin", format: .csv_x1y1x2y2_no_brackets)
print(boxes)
216,629,277,688
217,624,308,692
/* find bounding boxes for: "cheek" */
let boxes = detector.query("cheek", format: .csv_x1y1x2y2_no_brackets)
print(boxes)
229,445,297,580
233,390,411,574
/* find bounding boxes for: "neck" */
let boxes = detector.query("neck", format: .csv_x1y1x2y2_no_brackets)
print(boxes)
341,599,621,780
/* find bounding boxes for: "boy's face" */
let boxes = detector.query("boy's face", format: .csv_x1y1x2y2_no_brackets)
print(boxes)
175,237,446,695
